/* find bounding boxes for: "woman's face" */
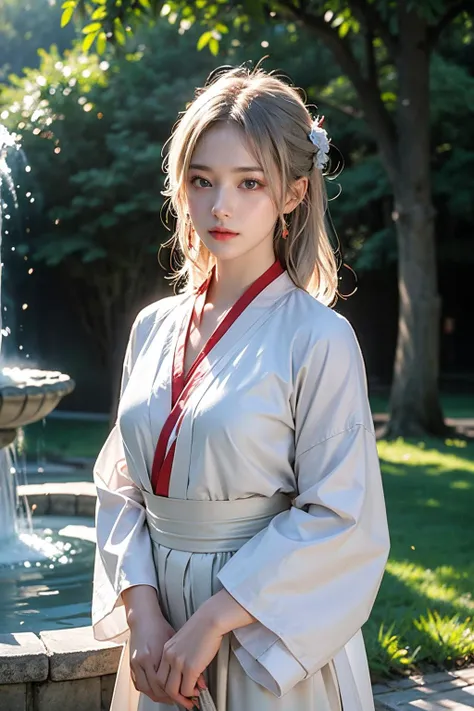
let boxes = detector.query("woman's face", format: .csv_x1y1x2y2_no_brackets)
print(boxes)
185,122,279,265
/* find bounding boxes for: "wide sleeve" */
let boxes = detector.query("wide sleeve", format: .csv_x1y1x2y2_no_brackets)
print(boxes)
217,315,390,697
91,315,159,643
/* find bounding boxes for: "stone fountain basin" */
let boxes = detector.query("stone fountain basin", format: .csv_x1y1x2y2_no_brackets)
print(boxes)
0,482,121,711
0,368,75,447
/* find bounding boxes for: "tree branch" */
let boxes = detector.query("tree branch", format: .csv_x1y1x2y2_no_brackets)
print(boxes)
347,0,398,59
429,0,474,48
277,1,399,184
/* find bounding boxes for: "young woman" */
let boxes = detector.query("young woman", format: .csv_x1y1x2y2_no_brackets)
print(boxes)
92,64,390,711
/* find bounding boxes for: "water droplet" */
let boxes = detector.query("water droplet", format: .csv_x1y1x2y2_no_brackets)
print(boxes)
22,304,28,310
24,561,31,568
25,165,31,172
28,268,34,274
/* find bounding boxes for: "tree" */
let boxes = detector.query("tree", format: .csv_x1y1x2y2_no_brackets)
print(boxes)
62,0,474,437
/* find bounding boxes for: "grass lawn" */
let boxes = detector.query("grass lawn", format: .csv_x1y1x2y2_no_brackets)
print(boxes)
366,437,474,678
20,407,474,678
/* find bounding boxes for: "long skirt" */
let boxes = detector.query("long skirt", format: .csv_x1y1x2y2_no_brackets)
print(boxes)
110,493,344,711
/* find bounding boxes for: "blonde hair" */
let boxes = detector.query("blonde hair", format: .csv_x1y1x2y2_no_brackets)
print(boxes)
161,64,338,305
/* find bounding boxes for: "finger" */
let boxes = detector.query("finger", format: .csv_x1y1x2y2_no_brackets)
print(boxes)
133,666,160,703
181,666,201,698
143,662,171,703
155,658,171,692
165,667,194,710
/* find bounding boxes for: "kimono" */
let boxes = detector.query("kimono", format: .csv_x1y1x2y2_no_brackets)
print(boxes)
92,261,390,711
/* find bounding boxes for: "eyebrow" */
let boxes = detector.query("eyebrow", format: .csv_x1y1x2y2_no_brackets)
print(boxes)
189,163,264,173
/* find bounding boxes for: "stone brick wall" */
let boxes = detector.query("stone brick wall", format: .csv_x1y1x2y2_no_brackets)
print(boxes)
0,626,121,711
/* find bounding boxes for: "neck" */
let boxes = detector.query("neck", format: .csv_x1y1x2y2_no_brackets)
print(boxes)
208,248,277,308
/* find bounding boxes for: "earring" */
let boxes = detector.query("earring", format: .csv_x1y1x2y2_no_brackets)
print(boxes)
282,219,289,239
187,225,193,249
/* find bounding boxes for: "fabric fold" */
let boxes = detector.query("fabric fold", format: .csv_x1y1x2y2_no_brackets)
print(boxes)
216,317,390,700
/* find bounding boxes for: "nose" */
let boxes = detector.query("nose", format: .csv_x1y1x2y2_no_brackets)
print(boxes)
211,187,232,221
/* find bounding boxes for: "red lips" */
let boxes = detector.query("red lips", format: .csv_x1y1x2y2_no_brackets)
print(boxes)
209,227,239,241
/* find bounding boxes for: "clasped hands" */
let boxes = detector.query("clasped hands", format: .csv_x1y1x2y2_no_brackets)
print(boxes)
127,588,255,710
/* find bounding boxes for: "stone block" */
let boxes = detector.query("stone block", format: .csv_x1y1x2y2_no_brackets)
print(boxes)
35,677,101,711
49,494,76,516
76,495,96,518
0,633,48,684
398,683,474,710
454,667,474,685
372,676,467,709
40,627,121,681
373,682,392,695
100,674,116,711
0,682,29,711
27,495,50,516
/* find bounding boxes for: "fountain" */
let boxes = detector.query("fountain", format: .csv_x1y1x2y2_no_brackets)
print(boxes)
0,126,75,568
0,127,120,711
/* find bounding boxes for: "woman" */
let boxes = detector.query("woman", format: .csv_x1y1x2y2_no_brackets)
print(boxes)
92,64,390,711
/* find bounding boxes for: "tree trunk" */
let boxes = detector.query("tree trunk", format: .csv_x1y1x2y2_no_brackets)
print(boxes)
384,5,448,438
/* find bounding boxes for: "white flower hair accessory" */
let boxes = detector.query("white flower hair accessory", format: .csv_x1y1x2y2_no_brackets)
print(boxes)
308,115,331,170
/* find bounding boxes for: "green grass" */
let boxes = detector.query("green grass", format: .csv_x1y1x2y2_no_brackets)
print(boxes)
366,437,474,678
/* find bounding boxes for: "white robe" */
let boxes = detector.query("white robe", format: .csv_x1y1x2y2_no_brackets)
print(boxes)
92,270,390,711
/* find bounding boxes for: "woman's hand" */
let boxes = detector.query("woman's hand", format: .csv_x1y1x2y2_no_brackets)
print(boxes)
155,602,224,710
155,589,255,709
128,612,179,705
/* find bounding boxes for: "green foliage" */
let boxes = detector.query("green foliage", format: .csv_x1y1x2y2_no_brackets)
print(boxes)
412,610,474,666
0,22,220,370
364,620,420,676
0,0,76,82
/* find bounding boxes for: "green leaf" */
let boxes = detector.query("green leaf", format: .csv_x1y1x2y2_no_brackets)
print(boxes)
82,22,102,34
138,0,152,7
114,17,126,46
61,0,76,8
339,21,350,39
61,6,75,27
96,31,107,55
91,6,107,20
197,30,212,50
83,30,99,52
208,37,219,56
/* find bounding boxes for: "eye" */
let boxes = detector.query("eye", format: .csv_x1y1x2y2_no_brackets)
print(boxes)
242,179,262,190
190,176,211,188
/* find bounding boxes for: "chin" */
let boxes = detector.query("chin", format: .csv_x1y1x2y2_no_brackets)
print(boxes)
203,241,247,260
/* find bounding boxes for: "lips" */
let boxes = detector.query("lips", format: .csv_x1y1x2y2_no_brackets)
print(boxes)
209,228,239,241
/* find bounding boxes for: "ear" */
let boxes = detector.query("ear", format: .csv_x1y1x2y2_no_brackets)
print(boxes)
284,177,308,214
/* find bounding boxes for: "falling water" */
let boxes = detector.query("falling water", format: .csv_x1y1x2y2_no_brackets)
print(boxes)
0,125,63,564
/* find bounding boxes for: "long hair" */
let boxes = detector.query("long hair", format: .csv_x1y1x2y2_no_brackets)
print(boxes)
161,64,338,305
